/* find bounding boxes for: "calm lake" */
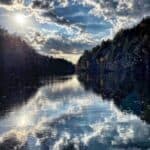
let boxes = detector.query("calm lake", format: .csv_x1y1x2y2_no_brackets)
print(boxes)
0,75,150,150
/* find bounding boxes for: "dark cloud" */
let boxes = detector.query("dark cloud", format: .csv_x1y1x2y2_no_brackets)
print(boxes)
115,0,150,17
132,0,150,14
39,2,112,33
43,10,71,26
0,0,13,5
32,1,83,29
32,0,68,9
31,0,150,35
32,0,50,9
43,37,94,54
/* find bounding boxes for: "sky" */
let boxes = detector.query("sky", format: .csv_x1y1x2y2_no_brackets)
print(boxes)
0,0,149,63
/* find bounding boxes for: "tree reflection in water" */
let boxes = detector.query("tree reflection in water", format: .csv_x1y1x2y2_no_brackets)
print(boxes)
78,71,150,123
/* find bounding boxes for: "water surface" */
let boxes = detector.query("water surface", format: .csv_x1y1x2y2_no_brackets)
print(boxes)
0,75,149,150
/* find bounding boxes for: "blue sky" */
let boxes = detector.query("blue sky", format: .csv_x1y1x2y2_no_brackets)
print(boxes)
0,0,149,63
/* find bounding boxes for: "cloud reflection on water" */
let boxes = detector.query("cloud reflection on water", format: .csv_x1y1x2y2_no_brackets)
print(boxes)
0,75,149,150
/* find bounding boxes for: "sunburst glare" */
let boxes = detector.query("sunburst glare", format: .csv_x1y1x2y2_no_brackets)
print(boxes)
18,114,30,127
14,13,27,26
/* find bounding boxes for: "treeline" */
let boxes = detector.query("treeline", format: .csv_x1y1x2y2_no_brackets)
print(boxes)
77,17,150,77
0,27,75,84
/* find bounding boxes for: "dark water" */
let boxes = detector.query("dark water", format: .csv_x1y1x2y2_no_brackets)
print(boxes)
0,74,150,150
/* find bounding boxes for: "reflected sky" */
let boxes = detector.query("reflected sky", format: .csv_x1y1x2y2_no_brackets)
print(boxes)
0,76,149,150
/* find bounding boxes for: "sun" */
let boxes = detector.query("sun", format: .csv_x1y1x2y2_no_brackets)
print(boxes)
15,13,26,25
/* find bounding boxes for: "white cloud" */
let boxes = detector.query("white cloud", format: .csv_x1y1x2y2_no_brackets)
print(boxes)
0,0,149,63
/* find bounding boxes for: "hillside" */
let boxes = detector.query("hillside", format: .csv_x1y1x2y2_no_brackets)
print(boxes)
0,28,75,83
77,17,150,76
78,72,150,123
